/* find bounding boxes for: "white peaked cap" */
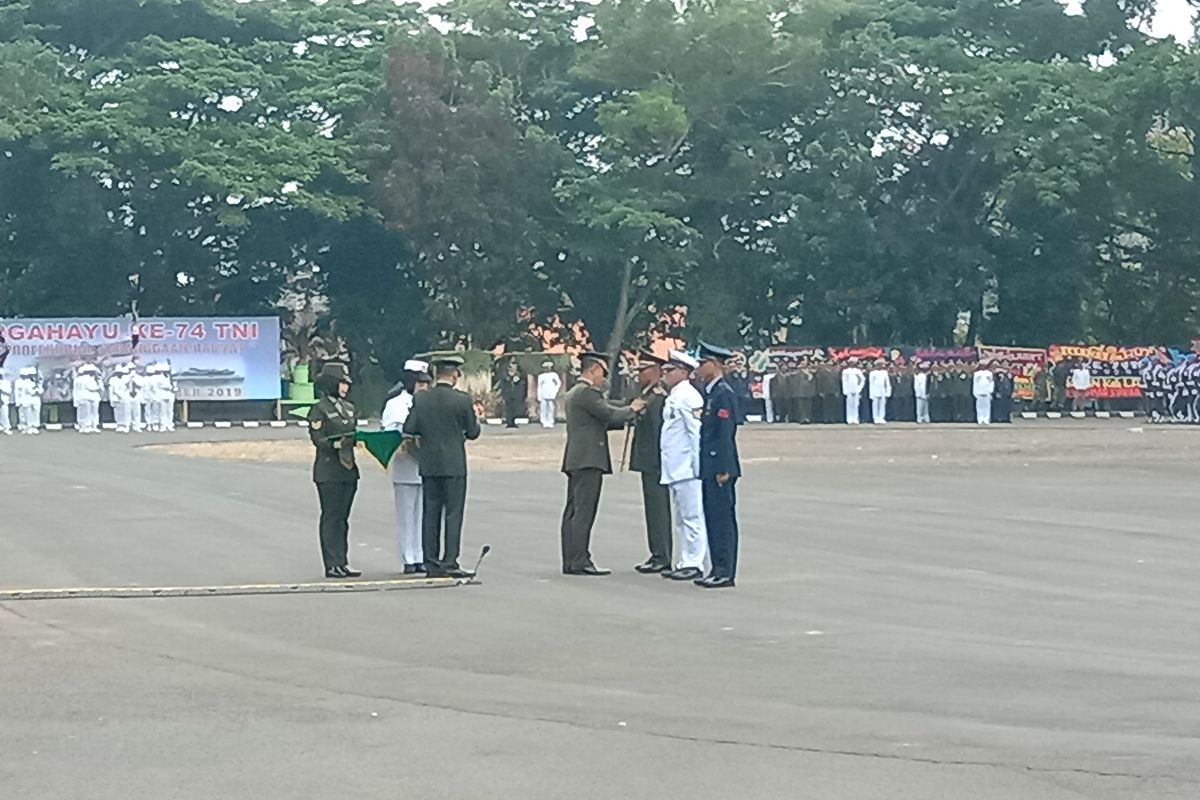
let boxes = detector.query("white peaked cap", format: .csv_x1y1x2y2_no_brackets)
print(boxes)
19,366,37,376
404,359,430,373
668,350,700,370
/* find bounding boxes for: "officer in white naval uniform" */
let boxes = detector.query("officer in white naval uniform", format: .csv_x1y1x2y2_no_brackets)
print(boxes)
108,364,136,433
155,363,176,431
841,359,866,425
15,366,42,434
913,362,931,423
135,364,156,431
0,373,12,435
74,364,103,433
659,350,709,582
868,359,891,424
381,359,433,574
535,361,561,429
973,363,995,425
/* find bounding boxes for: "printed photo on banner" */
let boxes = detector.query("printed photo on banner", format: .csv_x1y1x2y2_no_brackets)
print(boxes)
0,317,282,401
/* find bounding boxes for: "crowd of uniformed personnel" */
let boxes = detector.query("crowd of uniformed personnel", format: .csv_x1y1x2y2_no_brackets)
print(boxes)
766,359,1016,425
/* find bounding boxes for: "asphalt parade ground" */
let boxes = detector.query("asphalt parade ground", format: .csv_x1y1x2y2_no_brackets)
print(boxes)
2,420,1199,799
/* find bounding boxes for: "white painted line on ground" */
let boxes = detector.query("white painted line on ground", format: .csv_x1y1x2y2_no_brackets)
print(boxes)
242,421,261,428
1047,412,1063,419
357,419,369,426
0,576,461,601
186,421,204,429
296,420,309,428
486,418,502,426
102,423,117,430
214,421,233,429
1095,411,1111,419
1119,411,1135,418
269,421,287,428
46,423,64,431
1070,411,1086,419
1021,412,1038,419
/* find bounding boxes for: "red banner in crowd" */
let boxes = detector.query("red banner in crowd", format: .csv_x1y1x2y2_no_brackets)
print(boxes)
1048,344,1167,399
826,346,885,363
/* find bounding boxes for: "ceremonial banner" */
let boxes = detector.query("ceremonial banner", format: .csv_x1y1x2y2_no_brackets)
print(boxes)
978,345,1047,400
827,346,886,363
756,347,828,370
1047,344,1165,398
0,317,281,400
910,346,978,364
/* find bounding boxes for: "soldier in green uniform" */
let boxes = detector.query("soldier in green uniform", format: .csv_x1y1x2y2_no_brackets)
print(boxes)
307,363,362,579
930,364,950,422
403,354,482,578
815,362,841,423
560,352,646,576
795,362,817,424
630,352,672,574
953,363,974,422
891,363,914,422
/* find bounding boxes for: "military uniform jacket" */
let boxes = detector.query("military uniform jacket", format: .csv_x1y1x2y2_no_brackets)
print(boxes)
660,380,704,485
308,396,360,483
701,378,741,480
894,371,914,398
403,383,481,478
796,369,817,398
815,366,840,396
561,380,637,474
629,384,667,475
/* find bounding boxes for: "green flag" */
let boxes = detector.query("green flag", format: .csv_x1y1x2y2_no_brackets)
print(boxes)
354,429,405,469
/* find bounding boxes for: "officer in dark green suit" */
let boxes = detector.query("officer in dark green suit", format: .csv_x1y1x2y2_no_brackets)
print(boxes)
630,351,671,574
560,352,645,576
307,363,361,579
403,354,482,578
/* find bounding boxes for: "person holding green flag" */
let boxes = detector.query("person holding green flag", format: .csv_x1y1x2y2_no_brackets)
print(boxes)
381,359,433,575
307,363,361,579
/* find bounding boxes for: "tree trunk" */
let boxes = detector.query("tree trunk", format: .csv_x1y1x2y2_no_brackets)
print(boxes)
604,258,635,374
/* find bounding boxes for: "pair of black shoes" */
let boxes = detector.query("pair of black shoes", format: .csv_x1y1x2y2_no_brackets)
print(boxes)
634,560,669,574
325,565,362,579
402,564,427,575
663,566,704,581
694,575,735,589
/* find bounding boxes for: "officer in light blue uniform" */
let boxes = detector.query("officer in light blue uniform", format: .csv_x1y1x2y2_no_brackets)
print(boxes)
694,342,741,589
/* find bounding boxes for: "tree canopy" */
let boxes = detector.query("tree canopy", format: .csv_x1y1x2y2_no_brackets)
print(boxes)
2,0,1197,374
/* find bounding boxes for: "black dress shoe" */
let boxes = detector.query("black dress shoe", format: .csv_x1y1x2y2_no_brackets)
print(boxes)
325,567,345,579
664,567,703,581
443,567,475,579
565,565,612,576
341,566,362,578
694,576,735,589
402,564,417,575
634,561,668,574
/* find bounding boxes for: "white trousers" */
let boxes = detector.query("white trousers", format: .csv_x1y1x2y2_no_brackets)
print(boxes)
871,396,887,424
75,400,100,432
538,398,556,428
114,400,136,432
915,396,930,423
975,395,992,425
157,400,175,431
668,478,708,571
845,393,861,424
393,482,424,566
0,402,10,432
18,403,40,433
